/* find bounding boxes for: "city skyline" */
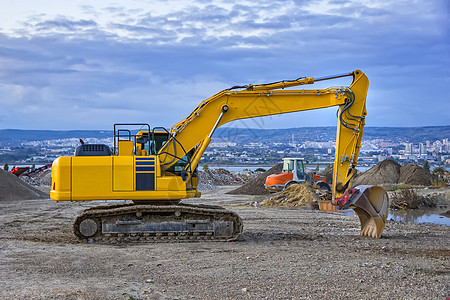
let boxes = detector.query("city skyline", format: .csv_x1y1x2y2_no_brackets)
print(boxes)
1,126,448,168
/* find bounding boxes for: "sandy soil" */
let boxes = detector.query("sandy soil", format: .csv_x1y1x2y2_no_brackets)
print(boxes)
0,187,448,299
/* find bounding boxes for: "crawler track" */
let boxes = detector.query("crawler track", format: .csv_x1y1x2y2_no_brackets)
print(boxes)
73,203,243,243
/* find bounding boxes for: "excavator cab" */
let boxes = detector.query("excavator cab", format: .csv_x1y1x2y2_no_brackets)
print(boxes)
113,124,169,156
115,125,197,182
282,158,305,181
138,131,170,155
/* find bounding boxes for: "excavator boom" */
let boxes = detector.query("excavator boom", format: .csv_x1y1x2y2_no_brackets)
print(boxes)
51,70,388,241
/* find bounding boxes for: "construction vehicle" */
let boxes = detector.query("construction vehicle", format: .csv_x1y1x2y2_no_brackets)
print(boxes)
10,163,53,177
26,163,53,177
264,158,330,192
50,70,389,241
10,166,30,177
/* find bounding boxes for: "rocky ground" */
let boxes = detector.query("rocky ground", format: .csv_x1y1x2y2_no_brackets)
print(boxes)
0,186,449,299
1,163,449,299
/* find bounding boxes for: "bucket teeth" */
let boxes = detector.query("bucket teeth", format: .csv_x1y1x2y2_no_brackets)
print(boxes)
348,185,389,239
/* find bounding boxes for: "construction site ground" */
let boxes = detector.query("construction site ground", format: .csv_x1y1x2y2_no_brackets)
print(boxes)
1,186,448,299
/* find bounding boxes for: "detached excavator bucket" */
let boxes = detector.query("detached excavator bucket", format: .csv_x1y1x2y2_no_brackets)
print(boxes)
337,185,389,238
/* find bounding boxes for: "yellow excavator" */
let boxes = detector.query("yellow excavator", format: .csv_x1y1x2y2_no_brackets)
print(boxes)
50,70,389,242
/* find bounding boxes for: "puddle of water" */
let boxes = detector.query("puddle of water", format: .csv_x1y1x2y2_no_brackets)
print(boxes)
388,208,449,226
342,207,449,226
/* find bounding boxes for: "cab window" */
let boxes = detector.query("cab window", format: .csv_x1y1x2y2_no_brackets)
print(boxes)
283,160,294,173
296,160,305,179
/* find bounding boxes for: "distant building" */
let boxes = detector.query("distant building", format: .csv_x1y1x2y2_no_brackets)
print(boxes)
405,143,413,154
210,142,237,147
419,143,426,155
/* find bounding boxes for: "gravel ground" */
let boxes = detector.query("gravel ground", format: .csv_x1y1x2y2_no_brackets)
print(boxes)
0,187,448,299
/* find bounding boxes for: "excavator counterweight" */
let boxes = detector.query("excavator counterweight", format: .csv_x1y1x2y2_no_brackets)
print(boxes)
51,70,388,241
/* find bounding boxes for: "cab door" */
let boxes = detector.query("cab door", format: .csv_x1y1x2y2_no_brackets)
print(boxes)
295,160,305,182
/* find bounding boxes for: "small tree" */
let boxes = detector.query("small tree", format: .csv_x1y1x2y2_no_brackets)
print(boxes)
202,164,209,170
3,163,8,171
315,165,320,171
423,160,430,172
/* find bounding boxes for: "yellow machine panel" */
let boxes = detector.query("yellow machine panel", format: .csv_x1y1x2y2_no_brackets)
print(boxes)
113,156,134,191
51,154,188,201
72,156,113,200
50,156,71,201
118,140,134,156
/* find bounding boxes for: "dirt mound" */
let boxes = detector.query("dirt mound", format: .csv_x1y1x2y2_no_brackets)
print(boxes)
21,169,53,187
35,169,52,185
227,163,283,195
351,160,437,187
260,183,318,208
399,164,436,186
197,169,257,190
200,169,246,185
0,169,48,201
352,159,401,186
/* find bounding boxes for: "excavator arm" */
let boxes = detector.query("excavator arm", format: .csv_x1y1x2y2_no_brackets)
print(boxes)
160,71,362,195
159,70,388,237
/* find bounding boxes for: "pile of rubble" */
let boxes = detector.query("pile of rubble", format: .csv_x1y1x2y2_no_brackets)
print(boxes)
197,168,259,190
352,159,438,187
20,169,52,188
259,183,319,208
352,159,401,186
227,164,283,195
389,189,436,210
0,169,47,201
398,164,437,186
321,160,442,188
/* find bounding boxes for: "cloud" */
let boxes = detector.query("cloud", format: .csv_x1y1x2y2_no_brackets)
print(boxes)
0,0,448,130
35,18,97,31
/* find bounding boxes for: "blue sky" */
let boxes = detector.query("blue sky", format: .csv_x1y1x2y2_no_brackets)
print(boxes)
0,0,448,130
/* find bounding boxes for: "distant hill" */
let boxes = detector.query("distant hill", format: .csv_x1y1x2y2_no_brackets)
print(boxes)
0,126,449,146
363,126,450,143
214,126,450,144
0,129,112,143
